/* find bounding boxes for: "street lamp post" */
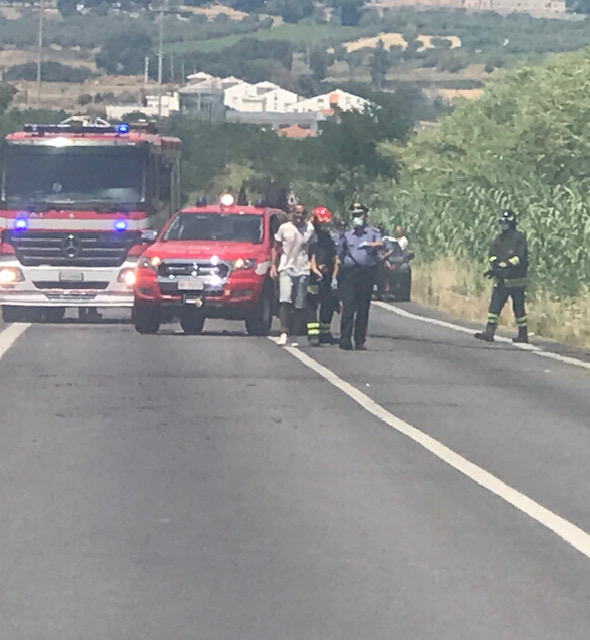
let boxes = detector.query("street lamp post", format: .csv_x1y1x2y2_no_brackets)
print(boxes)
36,0,44,107
157,2,164,118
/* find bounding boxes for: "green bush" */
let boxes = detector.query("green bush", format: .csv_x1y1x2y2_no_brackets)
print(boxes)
5,61,92,83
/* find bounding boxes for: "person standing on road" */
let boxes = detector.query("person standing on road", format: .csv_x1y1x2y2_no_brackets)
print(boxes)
271,204,316,346
475,209,529,344
336,203,383,351
307,206,339,346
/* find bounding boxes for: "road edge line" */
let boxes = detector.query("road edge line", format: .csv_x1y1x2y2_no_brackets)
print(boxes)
271,337,590,561
0,323,30,361
373,301,590,372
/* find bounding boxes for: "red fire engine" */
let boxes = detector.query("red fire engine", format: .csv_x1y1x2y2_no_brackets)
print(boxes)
133,193,287,335
0,117,181,322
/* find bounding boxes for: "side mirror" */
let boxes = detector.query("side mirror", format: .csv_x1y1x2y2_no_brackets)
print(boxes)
141,229,158,244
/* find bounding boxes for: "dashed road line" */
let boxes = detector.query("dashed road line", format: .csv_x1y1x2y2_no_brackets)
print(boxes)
0,323,30,362
270,336,590,561
374,301,590,372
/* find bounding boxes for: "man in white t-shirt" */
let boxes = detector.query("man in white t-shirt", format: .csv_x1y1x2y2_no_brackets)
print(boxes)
271,204,316,345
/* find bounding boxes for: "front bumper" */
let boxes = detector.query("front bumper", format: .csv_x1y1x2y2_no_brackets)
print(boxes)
0,261,137,308
135,271,265,317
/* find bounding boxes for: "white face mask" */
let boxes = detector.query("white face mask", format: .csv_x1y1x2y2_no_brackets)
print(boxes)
352,216,364,228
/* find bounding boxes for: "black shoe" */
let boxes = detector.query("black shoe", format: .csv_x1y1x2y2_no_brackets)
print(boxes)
339,341,353,351
319,333,335,344
474,331,495,342
513,327,528,344
354,342,367,351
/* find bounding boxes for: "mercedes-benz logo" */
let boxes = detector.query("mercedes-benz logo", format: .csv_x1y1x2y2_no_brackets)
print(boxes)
61,234,83,259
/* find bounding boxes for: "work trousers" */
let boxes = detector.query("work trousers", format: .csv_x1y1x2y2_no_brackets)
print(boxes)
487,284,527,328
307,281,337,339
339,266,377,346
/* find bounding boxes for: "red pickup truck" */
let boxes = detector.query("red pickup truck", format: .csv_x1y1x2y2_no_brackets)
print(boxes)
133,196,287,335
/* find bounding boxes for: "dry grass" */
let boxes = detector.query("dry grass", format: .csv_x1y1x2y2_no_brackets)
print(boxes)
344,32,461,53
412,257,590,348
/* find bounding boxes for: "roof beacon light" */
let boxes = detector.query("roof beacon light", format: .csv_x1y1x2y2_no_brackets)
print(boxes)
220,193,235,207
14,218,28,231
117,123,130,134
114,219,128,232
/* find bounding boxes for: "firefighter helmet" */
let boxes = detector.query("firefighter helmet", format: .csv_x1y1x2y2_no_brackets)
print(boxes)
313,206,332,224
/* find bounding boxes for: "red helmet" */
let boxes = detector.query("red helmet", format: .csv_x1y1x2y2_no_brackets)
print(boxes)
313,206,332,224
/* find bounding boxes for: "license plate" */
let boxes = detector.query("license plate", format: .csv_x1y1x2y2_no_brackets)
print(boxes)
183,295,203,306
178,277,205,291
59,271,84,282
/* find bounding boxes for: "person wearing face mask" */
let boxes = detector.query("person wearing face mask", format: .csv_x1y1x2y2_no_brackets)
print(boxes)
336,203,383,351
475,209,529,344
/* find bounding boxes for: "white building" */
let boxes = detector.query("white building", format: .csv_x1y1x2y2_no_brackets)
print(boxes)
224,80,301,113
292,89,369,114
105,93,179,120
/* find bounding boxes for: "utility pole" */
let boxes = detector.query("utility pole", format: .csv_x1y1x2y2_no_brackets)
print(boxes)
157,1,164,119
36,0,44,108
144,56,149,87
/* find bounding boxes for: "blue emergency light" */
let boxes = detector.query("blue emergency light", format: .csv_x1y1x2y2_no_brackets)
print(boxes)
14,218,28,231
116,123,130,134
113,219,128,232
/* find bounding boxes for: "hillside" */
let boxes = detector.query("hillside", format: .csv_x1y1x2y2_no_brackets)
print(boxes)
1,1,589,112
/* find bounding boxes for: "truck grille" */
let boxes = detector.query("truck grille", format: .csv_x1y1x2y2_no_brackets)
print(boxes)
2,230,141,268
157,260,231,279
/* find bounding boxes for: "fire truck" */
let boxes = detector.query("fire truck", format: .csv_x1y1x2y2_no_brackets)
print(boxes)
133,193,287,335
0,117,181,322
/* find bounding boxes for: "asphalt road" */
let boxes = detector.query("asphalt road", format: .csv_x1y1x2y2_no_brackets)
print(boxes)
2,304,590,639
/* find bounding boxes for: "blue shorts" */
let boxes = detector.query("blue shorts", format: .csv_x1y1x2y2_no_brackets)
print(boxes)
279,272,309,309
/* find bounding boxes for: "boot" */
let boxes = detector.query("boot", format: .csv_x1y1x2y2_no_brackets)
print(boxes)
474,323,496,343
513,326,528,344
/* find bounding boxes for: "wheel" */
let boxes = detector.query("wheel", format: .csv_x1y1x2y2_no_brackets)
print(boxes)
2,306,25,323
133,303,160,334
43,307,66,322
396,272,411,302
245,289,273,336
180,308,205,335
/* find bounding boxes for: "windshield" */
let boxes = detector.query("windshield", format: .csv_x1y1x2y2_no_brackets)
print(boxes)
164,212,263,244
2,144,147,207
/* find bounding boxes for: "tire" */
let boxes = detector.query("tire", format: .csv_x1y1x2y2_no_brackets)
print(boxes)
245,289,273,336
133,303,160,335
43,307,66,322
396,273,411,302
180,308,205,335
2,306,25,323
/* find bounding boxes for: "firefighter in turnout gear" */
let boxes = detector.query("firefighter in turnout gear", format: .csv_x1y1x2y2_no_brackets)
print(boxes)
475,210,529,344
307,206,339,345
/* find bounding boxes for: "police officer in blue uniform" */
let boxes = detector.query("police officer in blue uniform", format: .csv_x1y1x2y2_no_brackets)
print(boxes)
336,203,383,351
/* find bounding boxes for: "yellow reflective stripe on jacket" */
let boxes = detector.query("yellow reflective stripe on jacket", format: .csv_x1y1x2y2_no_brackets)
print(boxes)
504,277,527,288
489,255,497,263
508,256,520,266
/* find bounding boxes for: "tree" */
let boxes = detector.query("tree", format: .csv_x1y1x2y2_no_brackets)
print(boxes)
95,26,153,75
57,0,78,16
370,40,389,91
0,83,16,114
328,0,366,26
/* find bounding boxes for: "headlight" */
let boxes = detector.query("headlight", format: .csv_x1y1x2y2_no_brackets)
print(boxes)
117,268,137,286
0,267,24,284
233,258,256,270
138,256,161,270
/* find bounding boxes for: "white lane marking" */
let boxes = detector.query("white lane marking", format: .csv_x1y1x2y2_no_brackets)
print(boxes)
0,322,29,361
374,301,590,372
270,337,590,560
